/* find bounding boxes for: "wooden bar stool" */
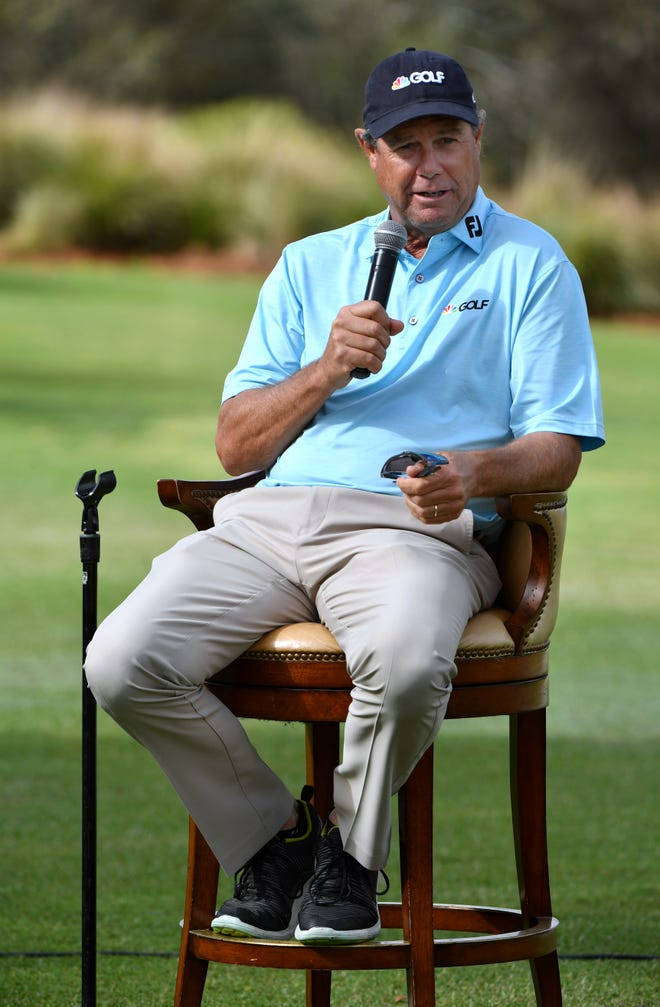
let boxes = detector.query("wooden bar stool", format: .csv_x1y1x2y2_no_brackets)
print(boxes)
158,475,567,1007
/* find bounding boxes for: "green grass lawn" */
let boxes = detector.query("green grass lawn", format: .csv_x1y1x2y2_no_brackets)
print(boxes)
1,262,658,1006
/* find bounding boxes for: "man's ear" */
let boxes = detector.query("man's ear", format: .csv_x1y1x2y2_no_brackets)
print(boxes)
354,128,377,165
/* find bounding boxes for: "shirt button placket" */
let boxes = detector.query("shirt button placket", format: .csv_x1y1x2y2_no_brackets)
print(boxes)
410,272,424,323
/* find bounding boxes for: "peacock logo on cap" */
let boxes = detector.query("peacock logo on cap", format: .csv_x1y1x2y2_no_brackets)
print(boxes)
391,76,411,90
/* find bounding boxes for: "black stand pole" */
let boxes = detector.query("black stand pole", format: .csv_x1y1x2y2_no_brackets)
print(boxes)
76,469,116,1007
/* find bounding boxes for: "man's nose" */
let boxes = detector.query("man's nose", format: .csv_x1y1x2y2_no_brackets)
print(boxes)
417,147,444,178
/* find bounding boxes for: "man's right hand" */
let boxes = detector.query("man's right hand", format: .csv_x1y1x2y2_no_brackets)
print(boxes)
217,301,403,475
319,300,404,389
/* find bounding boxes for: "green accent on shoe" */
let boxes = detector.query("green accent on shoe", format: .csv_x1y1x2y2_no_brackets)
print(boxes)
284,797,313,844
211,785,321,941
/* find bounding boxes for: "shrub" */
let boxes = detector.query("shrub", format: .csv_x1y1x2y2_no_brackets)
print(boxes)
567,232,630,316
0,91,231,254
499,151,660,315
1,183,86,252
0,92,657,314
75,172,220,253
0,134,66,227
181,99,382,256
0,91,380,259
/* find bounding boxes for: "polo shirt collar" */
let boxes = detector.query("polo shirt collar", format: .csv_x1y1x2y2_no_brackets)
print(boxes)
359,186,491,260
446,186,490,253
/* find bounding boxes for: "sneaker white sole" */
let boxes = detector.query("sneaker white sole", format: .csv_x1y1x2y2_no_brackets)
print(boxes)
211,891,306,941
294,920,381,945
210,913,295,940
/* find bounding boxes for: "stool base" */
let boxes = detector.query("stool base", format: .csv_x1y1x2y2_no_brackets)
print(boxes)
177,905,560,1007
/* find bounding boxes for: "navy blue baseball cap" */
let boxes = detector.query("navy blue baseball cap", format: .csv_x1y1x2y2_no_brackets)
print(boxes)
363,48,479,138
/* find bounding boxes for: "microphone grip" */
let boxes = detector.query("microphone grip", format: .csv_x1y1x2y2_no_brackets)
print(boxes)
351,247,400,380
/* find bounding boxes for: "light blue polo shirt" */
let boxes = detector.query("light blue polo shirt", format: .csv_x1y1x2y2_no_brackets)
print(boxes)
222,187,605,538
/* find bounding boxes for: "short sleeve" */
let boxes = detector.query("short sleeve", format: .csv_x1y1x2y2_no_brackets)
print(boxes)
509,260,605,451
222,250,305,402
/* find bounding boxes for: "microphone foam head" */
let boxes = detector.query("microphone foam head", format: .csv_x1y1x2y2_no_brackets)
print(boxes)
374,219,407,252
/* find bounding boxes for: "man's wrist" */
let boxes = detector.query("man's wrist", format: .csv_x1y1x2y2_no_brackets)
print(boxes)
442,449,481,500
311,355,352,395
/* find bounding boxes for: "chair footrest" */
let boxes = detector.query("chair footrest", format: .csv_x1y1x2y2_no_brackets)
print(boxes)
186,904,559,971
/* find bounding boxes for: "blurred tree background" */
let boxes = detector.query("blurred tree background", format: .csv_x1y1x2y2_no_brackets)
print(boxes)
1,0,657,189
0,0,658,311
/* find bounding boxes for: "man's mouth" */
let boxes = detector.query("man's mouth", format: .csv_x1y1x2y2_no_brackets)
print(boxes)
412,189,449,199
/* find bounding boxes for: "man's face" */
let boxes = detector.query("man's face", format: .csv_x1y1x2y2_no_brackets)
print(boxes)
356,116,482,243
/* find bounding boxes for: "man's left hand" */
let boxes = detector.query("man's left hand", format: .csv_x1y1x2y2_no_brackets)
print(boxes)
396,432,582,524
397,453,474,524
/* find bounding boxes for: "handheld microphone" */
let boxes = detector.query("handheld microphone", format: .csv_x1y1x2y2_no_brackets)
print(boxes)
351,218,407,379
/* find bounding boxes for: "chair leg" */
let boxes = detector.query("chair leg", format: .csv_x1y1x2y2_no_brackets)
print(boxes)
303,723,339,1007
305,722,339,819
306,970,332,1007
530,952,563,1007
398,744,436,1007
510,710,562,1007
175,818,220,1007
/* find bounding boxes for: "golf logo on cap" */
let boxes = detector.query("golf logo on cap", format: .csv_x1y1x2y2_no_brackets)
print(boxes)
392,69,446,90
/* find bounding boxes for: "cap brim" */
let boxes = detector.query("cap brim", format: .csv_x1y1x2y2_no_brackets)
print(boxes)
367,99,479,138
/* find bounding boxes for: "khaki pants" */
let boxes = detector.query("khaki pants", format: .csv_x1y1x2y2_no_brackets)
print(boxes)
85,486,501,873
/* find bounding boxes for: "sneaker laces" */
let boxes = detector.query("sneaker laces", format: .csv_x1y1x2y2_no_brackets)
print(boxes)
309,828,389,908
234,834,304,901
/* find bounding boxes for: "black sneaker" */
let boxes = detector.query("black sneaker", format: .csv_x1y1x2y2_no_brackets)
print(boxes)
211,786,320,940
294,817,389,944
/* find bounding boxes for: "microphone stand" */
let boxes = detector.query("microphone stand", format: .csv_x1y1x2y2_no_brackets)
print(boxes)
75,469,117,1007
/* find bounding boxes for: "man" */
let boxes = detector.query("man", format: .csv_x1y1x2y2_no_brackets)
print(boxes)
85,48,604,947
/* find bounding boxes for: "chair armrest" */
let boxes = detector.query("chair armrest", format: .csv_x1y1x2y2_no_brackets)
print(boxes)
157,472,265,531
494,492,567,653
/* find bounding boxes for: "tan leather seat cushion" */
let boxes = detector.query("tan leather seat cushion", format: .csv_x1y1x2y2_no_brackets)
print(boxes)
246,611,515,661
